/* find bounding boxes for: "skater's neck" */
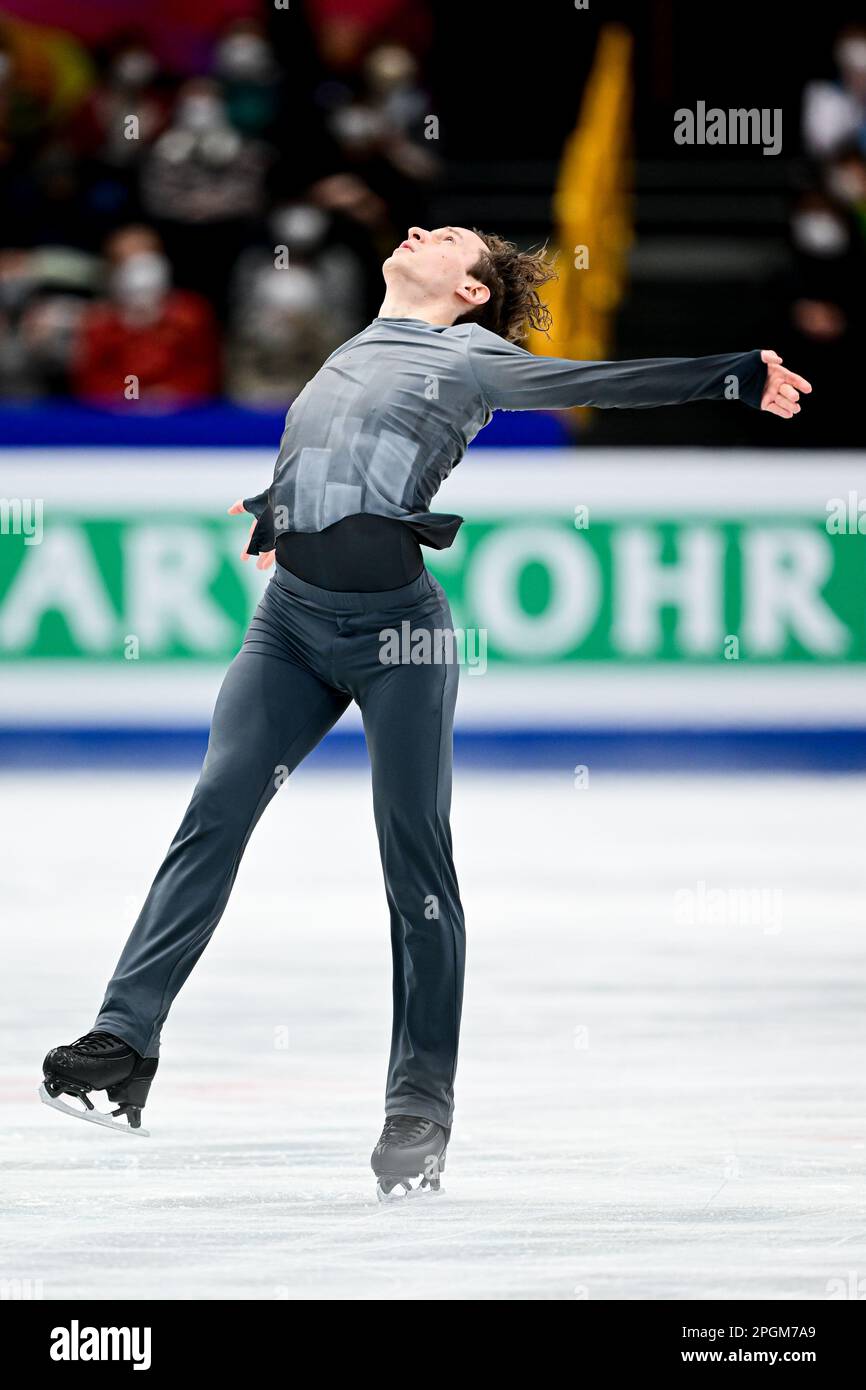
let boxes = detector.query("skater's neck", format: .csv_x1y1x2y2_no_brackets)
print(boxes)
376,290,456,327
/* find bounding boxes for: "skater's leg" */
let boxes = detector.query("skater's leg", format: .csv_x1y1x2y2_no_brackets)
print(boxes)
358,578,465,1132
94,600,349,1057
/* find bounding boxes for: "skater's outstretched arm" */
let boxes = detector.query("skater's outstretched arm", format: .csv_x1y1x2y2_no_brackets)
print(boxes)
467,328,811,419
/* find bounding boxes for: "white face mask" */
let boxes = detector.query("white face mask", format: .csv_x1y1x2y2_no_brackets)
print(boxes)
176,94,224,134
217,34,272,80
112,252,170,304
330,105,386,146
270,205,327,252
792,211,849,257
257,266,318,314
836,37,866,74
113,50,157,88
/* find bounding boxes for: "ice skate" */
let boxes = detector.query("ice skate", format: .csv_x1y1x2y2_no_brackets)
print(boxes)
40,1030,158,1136
371,1115,448,1201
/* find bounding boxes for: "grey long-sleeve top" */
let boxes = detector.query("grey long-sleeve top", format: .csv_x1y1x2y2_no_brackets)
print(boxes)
243,316,766,552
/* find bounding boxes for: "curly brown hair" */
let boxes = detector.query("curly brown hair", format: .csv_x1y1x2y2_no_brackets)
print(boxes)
452,230,558,344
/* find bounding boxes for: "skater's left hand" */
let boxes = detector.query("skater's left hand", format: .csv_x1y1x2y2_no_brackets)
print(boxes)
759,350,812,420
228,499,275,570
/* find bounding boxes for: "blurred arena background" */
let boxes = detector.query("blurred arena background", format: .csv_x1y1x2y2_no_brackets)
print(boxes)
0,0,863,769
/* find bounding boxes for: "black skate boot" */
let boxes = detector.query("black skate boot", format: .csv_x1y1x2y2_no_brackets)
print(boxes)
371,1115,448,1201
40,1031,158,1137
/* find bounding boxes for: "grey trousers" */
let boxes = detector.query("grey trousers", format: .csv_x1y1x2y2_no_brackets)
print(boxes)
94,562,465,1130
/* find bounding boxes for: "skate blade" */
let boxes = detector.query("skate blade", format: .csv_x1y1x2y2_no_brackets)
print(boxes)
38,1084,150,1138
376,1178,443,1204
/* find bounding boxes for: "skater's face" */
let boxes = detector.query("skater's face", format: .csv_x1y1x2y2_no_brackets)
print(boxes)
383,226,491,318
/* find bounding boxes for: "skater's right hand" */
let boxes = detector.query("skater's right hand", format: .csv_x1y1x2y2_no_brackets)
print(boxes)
228,499,275,571
759,350,812,420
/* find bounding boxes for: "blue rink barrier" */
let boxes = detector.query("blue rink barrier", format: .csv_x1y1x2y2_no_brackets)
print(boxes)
1,726,866,772
0,402,571,449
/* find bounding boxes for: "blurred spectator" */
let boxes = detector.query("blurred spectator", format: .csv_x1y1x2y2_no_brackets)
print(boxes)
140,77,272,311
793,25,866,444
320,42,439,238
785,187,865,444
802,25,866,161
65,33,170,237
0,246,97,398
225,261,333,406
213,18,283,138
791,192,860,336
71,34,167,165
306,0,433,75
72,225,219,405
141,80,270,222
821,145,866,236
364,44,430,149
226,201,364,404
71,33,168,168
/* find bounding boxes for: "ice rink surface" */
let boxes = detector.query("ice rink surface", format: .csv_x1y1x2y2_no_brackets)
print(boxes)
2,767,865,1301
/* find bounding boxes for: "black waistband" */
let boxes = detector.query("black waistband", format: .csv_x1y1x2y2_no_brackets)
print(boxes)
275,514,423,593
273,559,434,612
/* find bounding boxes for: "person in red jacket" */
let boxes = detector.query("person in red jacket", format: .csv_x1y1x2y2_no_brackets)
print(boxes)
73,225,220,405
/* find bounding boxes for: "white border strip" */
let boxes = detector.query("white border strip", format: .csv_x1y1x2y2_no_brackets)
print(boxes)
4,448,866,515
3,665,866,728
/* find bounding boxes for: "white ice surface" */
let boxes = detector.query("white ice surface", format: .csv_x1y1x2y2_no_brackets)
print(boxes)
2,769,865,1301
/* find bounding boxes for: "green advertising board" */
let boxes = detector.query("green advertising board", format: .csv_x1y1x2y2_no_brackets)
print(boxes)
1,449,865,728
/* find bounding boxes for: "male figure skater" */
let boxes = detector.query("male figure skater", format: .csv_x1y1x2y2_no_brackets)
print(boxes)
41,225,810,1196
